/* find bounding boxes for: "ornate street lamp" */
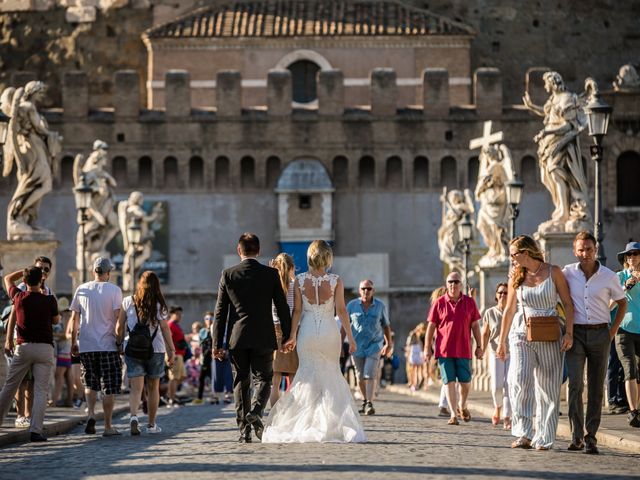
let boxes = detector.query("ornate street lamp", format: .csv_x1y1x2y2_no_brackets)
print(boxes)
126,218,142,293
585,86,612,265
506,175,525,240
457,213,473,293
73,173,93,283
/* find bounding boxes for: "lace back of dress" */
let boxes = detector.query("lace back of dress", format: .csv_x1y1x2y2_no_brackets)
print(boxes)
297,273,338,336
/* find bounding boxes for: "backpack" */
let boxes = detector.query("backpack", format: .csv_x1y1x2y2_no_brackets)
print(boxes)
125,303,159,360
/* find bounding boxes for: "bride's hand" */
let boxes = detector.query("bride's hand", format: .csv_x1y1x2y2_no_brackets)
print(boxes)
282,337,296,353
348,337,357,354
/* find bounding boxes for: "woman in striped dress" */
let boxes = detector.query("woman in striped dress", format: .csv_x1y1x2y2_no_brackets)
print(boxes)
497,235,574,450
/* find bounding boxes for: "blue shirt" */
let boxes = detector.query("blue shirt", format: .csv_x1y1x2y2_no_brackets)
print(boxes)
618,269,640,334
347,297,390,358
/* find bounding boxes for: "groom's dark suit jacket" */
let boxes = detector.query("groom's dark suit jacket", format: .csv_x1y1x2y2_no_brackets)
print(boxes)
213,258,291,351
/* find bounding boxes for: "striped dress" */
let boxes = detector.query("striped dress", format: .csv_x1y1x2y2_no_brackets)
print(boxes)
508,265,564,449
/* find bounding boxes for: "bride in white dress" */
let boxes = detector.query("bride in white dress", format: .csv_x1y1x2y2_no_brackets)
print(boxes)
262,240,366,443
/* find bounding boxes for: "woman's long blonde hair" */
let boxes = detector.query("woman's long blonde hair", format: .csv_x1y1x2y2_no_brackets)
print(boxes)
271,253,295,294
510,235,545,289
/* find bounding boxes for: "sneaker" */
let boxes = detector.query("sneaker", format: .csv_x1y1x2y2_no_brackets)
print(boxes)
364,401,375,415
14,416,30,428
192,398,204,405
130,415,140,436
84,417,96,434
610,404,629,415
358,400,367,414
146,424,162,434
73,398,83,409
628,409,640,428
102,427,122,437
30,432,47,442
223,396,233,404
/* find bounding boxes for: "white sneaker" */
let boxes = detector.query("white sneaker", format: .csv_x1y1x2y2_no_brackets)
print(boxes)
130,415,140,436
146,424,162,434
14,416,30,428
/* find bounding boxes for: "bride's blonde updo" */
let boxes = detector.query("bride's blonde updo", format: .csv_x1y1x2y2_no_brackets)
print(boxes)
307,240,333,270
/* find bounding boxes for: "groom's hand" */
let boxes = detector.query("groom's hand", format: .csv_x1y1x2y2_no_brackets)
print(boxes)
282,337,296,353
213,348,226,360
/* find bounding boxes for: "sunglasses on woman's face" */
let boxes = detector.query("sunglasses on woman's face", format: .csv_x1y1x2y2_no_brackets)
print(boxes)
497,291,508,296
447,280,461,285
627,251,640,258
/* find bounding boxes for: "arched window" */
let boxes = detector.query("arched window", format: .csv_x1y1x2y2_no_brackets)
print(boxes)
287,60,320,104
112,156,127,187
359,156,375,188
138,156,152,188
266,156,281,188
332,156,348,188
468,156,479,188
164,156,178,188
413,156,429,188
441,156,457,190
215,156,229,188
241,156,255,188
189,156,204,189
60,156,74,187
521,155,539,190
386,156,403,188
617,151,640,206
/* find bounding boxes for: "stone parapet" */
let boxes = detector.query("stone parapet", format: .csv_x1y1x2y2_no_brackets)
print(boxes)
371,68,397,116
423,68,450,117
114,69,140,119
474,67,502,117
165,70,191,118
63,71,88,118
267,70,292,116
216,71,242,117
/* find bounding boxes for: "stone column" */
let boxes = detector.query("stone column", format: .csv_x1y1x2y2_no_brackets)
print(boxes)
216,70,242,117
318,69,344,116
370,68,397,116
63,71,89,118
165,70,191,118
267,70,292,116
114,70,140,120
423,68,449,117
474,68,503,117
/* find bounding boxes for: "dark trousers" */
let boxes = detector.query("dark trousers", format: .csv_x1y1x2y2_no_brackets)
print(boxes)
197,355,212,399
229,348,273,432
566,326,610,443
607,340,628,407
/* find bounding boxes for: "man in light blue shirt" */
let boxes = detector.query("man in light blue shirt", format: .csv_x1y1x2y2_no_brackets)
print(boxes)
346,279,391,416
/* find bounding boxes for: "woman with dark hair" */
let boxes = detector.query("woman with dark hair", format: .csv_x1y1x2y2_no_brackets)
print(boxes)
497,235,574,450
116,271,175,435
481,282,511,429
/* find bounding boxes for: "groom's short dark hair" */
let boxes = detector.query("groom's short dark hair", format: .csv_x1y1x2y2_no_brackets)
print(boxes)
238,232,260,256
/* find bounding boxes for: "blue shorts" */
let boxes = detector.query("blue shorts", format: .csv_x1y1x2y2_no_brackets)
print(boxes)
125,352,165,379
438,358,472,384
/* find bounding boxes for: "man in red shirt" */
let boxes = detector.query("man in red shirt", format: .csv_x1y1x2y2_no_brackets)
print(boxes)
425,271,483,425
167,306,187,406
0,267,59,442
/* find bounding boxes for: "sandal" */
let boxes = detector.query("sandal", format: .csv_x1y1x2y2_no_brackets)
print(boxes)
447,417,459,425
535,445,551,451
492,415,500,426
511,437,532,449
460,408,471,422
503,417,512,430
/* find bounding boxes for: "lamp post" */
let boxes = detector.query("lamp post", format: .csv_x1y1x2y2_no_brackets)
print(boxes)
506,175,525,240
126,218,142,293
585,87,612,265
73,174,93,283
457,213,473,293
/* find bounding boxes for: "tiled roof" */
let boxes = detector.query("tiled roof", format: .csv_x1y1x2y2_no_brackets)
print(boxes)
145,0,475,39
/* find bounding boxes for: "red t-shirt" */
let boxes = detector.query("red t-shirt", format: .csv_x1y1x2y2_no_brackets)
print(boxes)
427,293,480,359
10,285,58,346
169,319,186,356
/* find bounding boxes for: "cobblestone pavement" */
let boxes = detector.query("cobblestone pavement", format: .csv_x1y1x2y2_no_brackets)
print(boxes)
0,390,638,480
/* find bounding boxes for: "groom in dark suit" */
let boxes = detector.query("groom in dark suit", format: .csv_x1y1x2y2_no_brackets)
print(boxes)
213,232,291,443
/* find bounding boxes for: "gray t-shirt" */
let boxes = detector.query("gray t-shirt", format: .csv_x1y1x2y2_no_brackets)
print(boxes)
71,280,122,353
483,305,507,353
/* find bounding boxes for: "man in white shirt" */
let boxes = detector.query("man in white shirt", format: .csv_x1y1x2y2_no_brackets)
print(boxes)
562,231,627,454
70,257,123,437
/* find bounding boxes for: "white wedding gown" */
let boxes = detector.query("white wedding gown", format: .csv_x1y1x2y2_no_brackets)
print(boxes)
262,273,366,443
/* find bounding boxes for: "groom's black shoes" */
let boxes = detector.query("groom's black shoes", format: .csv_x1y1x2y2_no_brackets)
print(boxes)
246,412,264,440
239,427,252,443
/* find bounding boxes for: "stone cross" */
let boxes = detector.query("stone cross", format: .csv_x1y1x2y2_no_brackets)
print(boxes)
469,120,504,151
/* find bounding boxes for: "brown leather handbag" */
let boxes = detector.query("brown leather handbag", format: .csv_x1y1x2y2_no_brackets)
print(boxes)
520,289,561,342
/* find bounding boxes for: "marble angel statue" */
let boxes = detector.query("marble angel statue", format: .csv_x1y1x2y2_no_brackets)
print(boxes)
1,81,62,240
73,140,120,273
438,187,475,273
117,191,164,291
474,143,514,268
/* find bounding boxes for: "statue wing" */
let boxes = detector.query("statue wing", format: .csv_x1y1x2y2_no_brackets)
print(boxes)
463,188,475,215
499,144,515,181
1,87,17,177
117,201,130,252
72,154,85,187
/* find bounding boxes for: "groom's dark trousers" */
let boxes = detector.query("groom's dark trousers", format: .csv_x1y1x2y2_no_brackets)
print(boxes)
213,258,291,433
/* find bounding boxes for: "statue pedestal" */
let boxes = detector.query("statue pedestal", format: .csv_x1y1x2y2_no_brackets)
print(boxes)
534,231,576,267
0,240,60,292
476,263,510,312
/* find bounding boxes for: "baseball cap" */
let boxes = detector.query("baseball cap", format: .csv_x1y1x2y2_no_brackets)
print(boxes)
93,257,114,273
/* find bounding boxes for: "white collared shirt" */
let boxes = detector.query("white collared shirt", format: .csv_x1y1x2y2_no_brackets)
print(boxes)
562,262,624,325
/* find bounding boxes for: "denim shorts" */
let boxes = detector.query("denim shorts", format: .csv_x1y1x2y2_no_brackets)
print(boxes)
353,354,381,379
438,357,472,384
125,352,165,379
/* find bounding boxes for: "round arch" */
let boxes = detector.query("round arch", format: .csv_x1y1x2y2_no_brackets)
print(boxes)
274,50,333,71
